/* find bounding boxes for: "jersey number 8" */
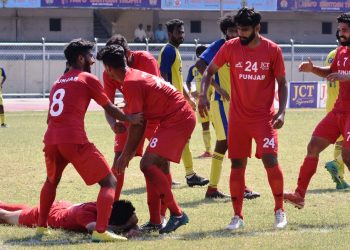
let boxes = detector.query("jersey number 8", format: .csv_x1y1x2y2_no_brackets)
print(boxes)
50,88,65,117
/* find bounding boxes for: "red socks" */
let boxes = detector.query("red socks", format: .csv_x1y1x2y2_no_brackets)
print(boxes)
229,167,245,219
145,177,161,224
38,180,57,227
296,157,318,197
143,165,181,216
95,187,115,233
266,165,284,212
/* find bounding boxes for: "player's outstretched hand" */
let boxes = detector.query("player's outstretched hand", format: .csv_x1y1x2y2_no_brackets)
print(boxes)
272,112,285,129
326,72,350,82
188,96,197,111
127,113,144,126
113,122,127,134
198,94,210,118
298,57,314,73
216,87,230,101
114,155,129,174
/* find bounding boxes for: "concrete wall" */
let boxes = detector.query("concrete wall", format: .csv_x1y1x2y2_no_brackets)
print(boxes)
0,8,341,44
98,9,340,44
0,9,93,42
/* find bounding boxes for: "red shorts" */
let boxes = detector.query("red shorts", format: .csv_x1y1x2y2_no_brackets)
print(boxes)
114,121,159,156
19,201,72,227
146,105,196,163
43,143,112,185
313,111,350,148
228,119,278,159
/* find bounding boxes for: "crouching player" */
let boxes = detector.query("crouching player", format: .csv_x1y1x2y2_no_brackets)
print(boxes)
97,45,196,234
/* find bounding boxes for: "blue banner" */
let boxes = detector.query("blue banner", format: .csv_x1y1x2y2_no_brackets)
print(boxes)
289,82,318,108
41,0,160,8
161,0,277,11
3,0,40,7
278,0,349,11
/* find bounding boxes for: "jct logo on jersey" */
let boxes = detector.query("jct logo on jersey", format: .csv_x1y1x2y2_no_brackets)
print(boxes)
260,62,270,70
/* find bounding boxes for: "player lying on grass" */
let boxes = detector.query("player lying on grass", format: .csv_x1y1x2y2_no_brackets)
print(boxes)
0,200,139,239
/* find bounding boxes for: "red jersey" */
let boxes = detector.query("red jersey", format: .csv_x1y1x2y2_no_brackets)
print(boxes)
122,68,187,121
213,36,285,122
330,46,350,113
44,69,110,144
103,50,160,101
48,201,97,231
18,201,97,231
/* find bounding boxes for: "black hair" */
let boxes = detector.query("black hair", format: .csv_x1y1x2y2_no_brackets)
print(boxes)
195,45,207,57
337,12,350,27
336,29,340,41
166,19,184,33
96,45,127,69
64,39,95,66
109,200,136,226
105,34,130,53
218,13,237,35
234,7,261,27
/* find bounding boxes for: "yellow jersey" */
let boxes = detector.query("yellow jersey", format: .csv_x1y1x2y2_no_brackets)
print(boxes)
158,43,183,93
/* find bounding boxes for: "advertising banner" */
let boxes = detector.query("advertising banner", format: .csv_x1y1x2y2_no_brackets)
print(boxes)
161,0,277,11
41,0,160,8
278,0,350,12
289,81,318,108
2,0,40,7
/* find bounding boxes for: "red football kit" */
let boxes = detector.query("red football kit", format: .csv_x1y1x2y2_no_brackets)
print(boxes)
17,201,97,231
213,37,286,158
313,45,350,148
44,69,112,185
103,50,160,155
122,68,196,163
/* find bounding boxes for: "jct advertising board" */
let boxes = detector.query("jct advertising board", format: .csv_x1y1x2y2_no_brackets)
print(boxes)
287,81,327,109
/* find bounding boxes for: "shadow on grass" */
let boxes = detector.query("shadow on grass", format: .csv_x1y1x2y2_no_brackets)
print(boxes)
181,222,349,239
3,232,90,247
288,222,349,231
122,186,147,196
181,228,283,239
122,183,209,196
180,197,231,208
307,188,350,194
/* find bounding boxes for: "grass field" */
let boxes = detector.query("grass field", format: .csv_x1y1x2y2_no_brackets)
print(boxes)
1,109,350,250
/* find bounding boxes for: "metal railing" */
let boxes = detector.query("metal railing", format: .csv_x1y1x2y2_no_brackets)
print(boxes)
0,39,337,97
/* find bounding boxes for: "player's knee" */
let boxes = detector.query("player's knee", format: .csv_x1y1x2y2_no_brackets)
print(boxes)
231,158,245,168
46,177,60,186
261,154,278,167
215,140,228,154
99,173,117,189
307,140,322,157
342,150,350,167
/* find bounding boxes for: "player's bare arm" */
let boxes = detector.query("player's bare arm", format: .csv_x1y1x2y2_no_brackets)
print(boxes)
273,76,288,129
115,123,146,174
299,57,331,78
104,111,127,134
103,102,144,125
195,58,229,101
160,71,168,82
199,62,219,117
183,89,196,110
326,72,350,82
